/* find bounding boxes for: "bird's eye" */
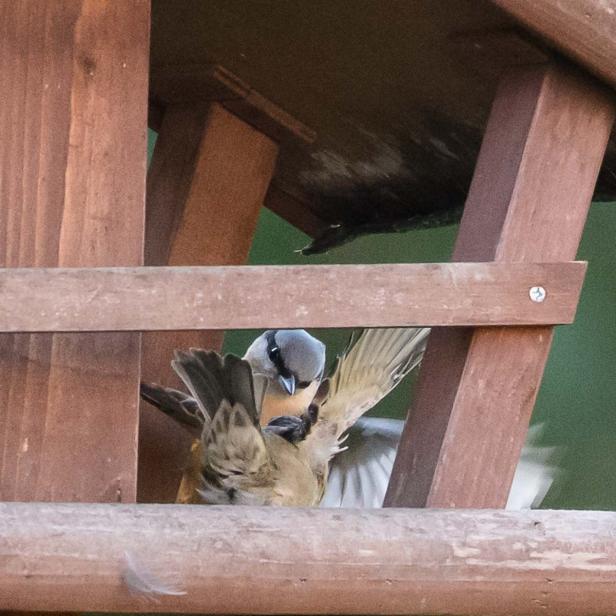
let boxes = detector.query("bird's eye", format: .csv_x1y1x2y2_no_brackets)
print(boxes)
296,380,311,389
268,346,280,363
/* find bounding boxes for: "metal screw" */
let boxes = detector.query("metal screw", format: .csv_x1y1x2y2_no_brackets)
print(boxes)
529,286,547,303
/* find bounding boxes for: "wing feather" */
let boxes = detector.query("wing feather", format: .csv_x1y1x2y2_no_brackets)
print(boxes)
320,327,430,435
320,418,562,509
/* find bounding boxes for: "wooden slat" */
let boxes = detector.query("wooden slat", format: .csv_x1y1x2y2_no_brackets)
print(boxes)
2,503,616,615
0,0,149,502
0,262,585,332
140,102,278,503
385,64,614,509
493,0,616,92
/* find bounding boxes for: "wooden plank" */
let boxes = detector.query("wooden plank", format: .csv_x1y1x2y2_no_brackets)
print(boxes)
140,103,278,503
0,0,149,502
0,262,586,332
2,503,616,615
493,0,616,91
150,64,316,145
146,102,325,239
385,64,614,508
265,182,328,238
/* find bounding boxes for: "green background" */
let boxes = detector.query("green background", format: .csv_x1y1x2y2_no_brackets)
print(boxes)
149,130,616,510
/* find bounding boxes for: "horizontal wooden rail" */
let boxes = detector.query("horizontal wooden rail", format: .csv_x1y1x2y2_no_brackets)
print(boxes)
0,262,585,331
1,503,616,614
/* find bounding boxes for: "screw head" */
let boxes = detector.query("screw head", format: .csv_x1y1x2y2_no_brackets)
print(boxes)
529,286,547,303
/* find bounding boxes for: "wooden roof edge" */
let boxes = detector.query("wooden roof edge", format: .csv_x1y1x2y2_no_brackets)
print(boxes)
149,63,316,145
493,0,616,93
265,182,326,238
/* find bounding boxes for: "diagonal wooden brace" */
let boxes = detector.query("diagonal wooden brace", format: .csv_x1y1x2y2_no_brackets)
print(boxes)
385,63,614,508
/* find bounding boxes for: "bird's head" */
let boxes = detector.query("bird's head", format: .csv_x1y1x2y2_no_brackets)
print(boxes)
243,329,326,399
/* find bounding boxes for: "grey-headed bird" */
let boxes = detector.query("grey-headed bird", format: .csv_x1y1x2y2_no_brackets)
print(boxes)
141,327,428,505
243,329,326,423
238,328,560,510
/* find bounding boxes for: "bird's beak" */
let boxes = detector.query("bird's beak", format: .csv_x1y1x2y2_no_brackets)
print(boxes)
278,374,296,396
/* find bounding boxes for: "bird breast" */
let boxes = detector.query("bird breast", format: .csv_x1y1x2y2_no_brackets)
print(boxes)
263,432,322,506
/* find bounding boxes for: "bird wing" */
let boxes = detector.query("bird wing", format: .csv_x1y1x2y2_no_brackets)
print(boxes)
300,327,429,474
320,417,400,508
319,327,429,435
506,423,563,510
320,418,561,509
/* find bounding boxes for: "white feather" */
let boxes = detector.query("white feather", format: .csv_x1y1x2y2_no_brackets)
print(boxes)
320,418,561,509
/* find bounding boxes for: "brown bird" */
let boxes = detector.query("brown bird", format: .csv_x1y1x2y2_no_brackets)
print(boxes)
141,348,326,506
141,327,429,506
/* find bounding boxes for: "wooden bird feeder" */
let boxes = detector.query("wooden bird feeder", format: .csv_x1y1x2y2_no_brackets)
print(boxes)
1,1,616,614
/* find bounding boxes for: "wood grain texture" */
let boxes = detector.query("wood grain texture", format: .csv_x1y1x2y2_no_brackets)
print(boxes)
146,105,324,240
0,262,586,332
0,0,149,502
265,182,328,238
140,103,278,503
150,63,316,145
385,64,614,509
2,503,616,614
493,0,616,91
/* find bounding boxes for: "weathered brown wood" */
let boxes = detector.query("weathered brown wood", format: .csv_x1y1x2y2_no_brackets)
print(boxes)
0,1,149,501
150,64,316,145
385,64,614,508
265,182,328,238
0,262,586,332
2,503,616,615
493,0,616,92
140,103,278,503
146,102,324,240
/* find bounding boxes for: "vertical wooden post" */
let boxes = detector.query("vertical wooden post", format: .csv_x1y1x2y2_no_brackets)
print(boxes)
385,64,614,508
0,1,149,501
139,103,278,502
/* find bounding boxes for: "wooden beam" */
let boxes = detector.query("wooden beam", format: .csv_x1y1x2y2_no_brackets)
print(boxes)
0,262,586,332
265,182,328,238
385,64,614,508
493,0,616,91
150,64,316,145
2,503,616,615
0,1,149,501
139,102,278,503
146,101,326,239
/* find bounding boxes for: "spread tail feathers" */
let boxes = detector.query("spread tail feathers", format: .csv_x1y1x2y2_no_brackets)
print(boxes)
171,349,268,425
140,349,268,435
171,349,271,482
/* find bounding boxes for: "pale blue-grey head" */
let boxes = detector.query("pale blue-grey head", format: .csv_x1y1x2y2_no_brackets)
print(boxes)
243,329,326,396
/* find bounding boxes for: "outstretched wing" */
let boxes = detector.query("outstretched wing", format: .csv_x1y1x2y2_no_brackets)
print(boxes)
320,417,400,508
301,327,429,473
319,327,429,435
320,418,561,509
